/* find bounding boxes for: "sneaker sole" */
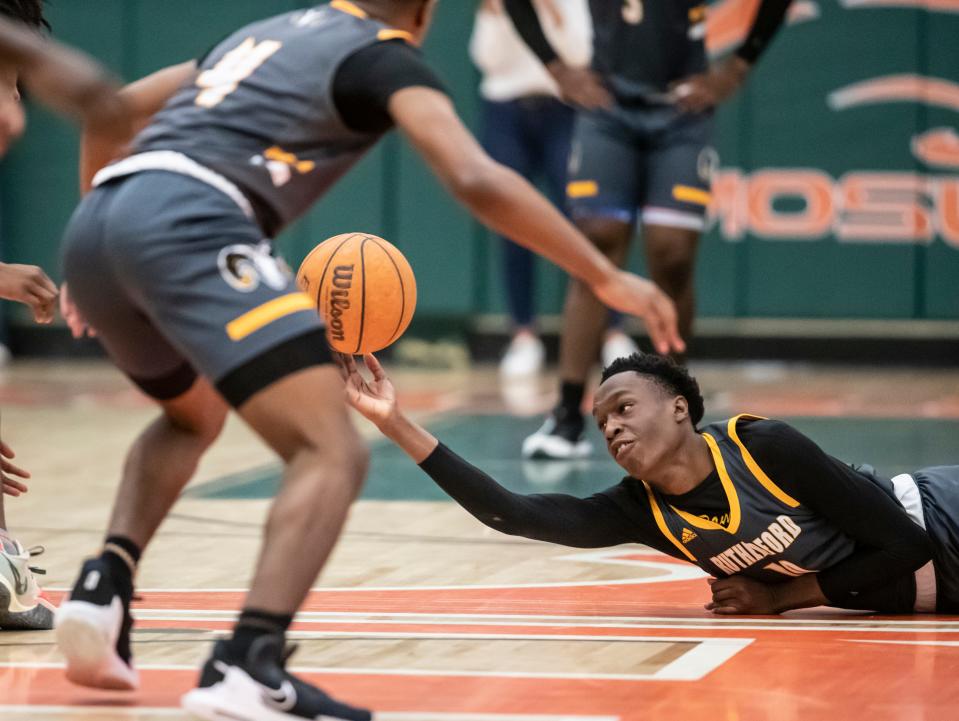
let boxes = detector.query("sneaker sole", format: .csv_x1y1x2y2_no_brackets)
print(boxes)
0,583,54,630
55,599,138,690
183,666,366,721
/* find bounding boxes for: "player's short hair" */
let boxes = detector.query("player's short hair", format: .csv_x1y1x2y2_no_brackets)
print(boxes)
600,353,705,427
0,0,48,29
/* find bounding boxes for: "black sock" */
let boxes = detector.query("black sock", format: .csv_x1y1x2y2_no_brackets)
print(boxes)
228,609,294,659
557,381,585,420
101,535,140,601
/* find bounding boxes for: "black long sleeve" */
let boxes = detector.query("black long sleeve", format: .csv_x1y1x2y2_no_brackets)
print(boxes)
736,0,794,64
419,443,643,548
739,420,933,603
502,0,558,66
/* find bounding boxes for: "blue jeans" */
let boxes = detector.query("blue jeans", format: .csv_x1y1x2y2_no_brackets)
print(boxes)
481,96,574,328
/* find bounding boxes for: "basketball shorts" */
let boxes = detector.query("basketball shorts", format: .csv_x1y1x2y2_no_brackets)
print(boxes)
60,169,331,408
914,465,959,613
566,104,716,231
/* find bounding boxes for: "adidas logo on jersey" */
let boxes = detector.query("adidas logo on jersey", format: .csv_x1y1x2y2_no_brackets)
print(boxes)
681,528,697,544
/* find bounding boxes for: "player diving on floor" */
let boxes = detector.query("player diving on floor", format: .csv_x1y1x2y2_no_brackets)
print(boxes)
343,352,958,616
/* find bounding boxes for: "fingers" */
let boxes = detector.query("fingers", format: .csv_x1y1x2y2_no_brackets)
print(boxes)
3,477,28,495
0,441,14,458
656,292,685,354
0,458,30,478
364,353,387,382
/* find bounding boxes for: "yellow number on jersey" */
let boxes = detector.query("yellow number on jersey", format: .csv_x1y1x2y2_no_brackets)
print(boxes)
195,37,283,109
622,0,643,24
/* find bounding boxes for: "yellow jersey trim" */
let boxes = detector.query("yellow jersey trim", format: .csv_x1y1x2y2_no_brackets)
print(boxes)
727,414,801,508
331,0,368,19
378,29,414,42
567,180,599,198
642,481,697,562
226,293,315,341
672,184,712,206
689,4,707,22
670,433,743,534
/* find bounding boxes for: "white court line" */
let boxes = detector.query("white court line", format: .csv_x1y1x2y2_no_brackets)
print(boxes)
847,639,959,648
0,635,749,682
0,709,619,721
128,609,959,634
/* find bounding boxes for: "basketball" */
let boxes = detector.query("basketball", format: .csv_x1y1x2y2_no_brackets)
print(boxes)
296,232,417,355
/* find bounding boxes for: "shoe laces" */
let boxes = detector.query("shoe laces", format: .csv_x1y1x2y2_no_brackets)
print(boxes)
27,545,46,576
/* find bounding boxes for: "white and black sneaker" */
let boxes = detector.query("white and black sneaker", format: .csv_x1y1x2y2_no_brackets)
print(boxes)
0,537,55,630
521,408,592,460
183,634,372,721
55,558,138,690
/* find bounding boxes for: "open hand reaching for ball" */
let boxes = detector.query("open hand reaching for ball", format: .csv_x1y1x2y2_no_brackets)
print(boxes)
340,353,399,430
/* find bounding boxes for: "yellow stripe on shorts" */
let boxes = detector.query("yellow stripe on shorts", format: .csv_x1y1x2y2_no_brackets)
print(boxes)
378,29,414,42
672,185,712,206
567,180,599,198
226,293,315,341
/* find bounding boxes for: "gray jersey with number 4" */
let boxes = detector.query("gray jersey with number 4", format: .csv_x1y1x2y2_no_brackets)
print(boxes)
135,3,402,236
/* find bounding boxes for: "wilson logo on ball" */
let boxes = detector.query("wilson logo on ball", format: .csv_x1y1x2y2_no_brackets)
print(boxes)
328,264,354,344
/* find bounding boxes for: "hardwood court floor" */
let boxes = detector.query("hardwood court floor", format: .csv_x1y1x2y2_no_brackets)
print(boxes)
1,359,958,721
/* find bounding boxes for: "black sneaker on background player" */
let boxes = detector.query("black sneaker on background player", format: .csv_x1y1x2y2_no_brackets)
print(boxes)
182,633,372,721
521,405,593,459
55,557,138,690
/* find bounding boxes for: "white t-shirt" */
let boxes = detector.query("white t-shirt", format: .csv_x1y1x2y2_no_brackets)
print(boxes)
470,0,593,102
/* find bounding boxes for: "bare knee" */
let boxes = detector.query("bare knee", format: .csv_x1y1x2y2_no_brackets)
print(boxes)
295,425,369,501
645,227,699,287
576,217,633,261
162,379,228,446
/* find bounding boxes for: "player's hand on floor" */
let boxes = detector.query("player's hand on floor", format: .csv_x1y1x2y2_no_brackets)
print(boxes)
0,262,58,324
1,441,30,497
592,271,685,356
340,353,399,428
669,56,751,114
705,576,780,615
59,283,96,338
546,61,613,110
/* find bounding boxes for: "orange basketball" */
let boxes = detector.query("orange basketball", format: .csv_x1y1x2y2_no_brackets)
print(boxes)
296,232,417,355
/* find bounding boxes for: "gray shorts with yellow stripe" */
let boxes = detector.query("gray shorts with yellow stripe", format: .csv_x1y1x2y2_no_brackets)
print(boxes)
566,104,716,231
61,170,331,408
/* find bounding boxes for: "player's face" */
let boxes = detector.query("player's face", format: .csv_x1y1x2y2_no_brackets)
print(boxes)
593,372,688,479
0,65,25,157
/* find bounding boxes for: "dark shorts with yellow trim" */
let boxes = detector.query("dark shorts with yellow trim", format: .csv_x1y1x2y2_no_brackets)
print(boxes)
61,170,331,408
915,465,959,613
566,104,716,230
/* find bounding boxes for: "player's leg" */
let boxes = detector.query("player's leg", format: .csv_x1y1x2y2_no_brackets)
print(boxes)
643,224,700,344
523,110,640,459
641,111,716,354
481,97,543,377
55,179,228,689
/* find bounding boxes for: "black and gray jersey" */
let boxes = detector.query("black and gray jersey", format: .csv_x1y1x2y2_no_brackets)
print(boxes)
588,0,708,103
134,3,403,235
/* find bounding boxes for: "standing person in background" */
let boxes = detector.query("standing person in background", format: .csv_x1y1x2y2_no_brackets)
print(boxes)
471,0,588,378
472,0,637,378
506,0,794,459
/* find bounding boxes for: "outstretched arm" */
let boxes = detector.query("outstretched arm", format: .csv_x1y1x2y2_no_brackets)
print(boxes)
342,354,638,548
390,87,683,355
0,17,129,134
